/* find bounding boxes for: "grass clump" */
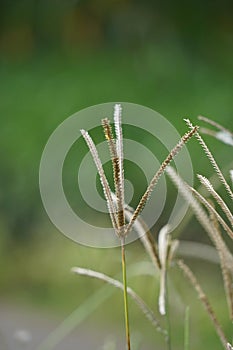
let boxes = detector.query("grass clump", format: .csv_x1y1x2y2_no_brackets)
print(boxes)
36,106,232,350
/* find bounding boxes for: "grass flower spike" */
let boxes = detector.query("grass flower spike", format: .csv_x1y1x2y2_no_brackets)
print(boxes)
80,106,198,349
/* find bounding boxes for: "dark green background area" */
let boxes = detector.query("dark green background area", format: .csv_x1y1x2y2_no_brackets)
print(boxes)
1,49,232,240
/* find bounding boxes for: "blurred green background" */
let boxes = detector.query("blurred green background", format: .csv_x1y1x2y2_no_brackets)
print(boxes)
0,1,233,349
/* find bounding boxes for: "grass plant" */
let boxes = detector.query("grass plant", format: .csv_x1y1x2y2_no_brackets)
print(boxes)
35,108,232,350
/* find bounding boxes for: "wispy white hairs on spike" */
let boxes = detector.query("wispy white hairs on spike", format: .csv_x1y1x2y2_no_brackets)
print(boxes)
158,225,170,315
80,129,118,230
227,343,233,350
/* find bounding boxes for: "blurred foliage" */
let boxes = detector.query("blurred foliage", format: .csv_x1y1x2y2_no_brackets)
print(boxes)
1,0,233,241
0,0,233,56
0,48,232,241
0,229,231,350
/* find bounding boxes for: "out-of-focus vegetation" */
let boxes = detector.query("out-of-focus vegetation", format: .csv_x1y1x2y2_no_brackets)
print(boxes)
1,0,233,240
0,1,233,349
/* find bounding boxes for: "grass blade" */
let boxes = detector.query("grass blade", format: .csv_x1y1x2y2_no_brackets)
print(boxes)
184,306,190,350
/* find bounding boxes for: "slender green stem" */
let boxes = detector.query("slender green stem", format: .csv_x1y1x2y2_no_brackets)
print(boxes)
165,274,171,350
184,306,190,350
121,237,131,350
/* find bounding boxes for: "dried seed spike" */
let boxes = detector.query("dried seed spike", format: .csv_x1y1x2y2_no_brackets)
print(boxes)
191,185,233,240
102,118,115,144
177,259,228,349
114,104,123,162
102,118,123,235
209,207,233,321
113,104,125,234
126,125,198,235
166,166,233,269
197,174,233,227
185,119,233,200
80,129,118,230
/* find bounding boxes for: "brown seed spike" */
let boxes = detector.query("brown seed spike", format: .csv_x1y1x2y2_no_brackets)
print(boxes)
101,117,125,235
102,118,113,142
125,125,198,235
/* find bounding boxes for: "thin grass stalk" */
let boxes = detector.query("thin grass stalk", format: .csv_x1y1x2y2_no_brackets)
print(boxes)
36,262,167,350
126,126,198,235
165,275,171,350
177,259,228,349
184,306,190,350
185,119,233,200
110,106,130,348
120,195,175,333
121,237,131,350
83,114,130,349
